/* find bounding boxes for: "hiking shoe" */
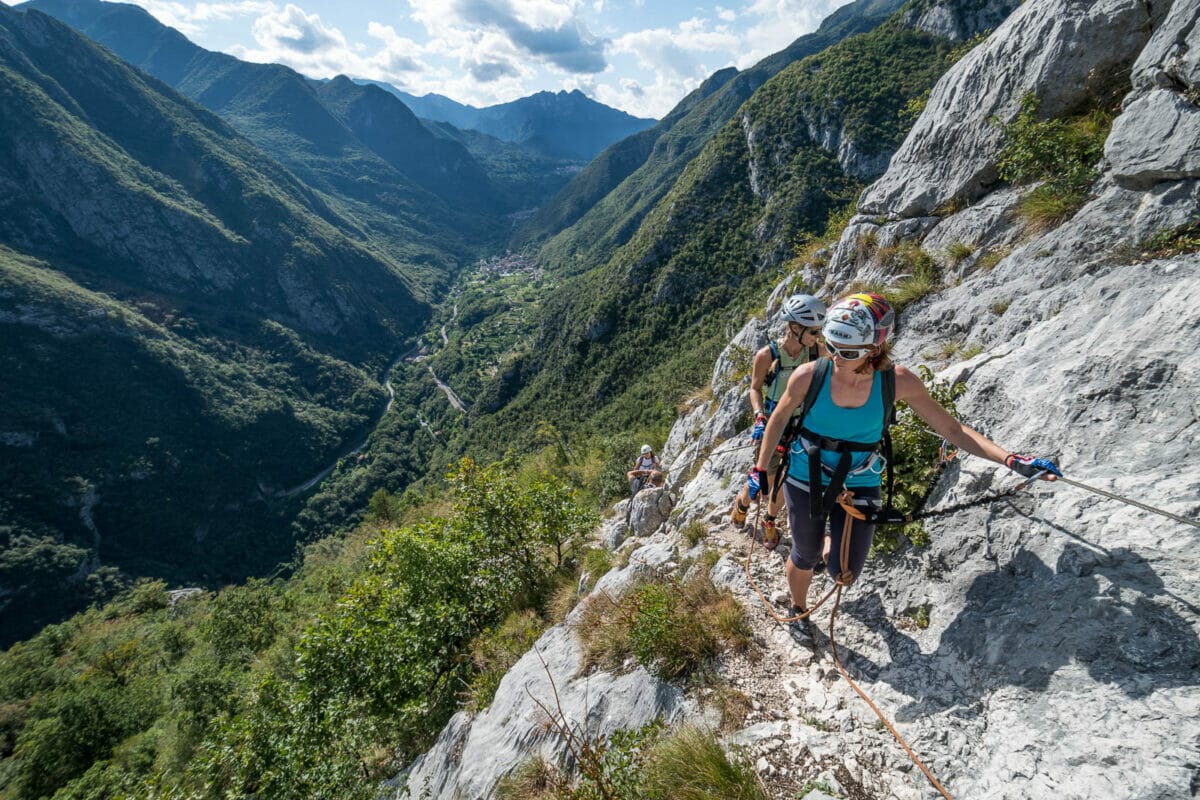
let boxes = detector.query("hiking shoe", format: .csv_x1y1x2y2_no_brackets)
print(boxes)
762,518,781,551
730,498,749,528
787,606,814,644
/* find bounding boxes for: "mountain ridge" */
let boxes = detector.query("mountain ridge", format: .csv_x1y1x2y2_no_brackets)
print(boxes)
361,79,657,161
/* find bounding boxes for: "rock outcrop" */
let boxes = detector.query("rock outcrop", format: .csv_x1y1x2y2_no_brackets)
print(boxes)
394,536,694,799
859,0,1170,216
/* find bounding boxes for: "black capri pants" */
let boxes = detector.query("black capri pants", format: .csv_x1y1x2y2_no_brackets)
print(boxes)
784,482,881,583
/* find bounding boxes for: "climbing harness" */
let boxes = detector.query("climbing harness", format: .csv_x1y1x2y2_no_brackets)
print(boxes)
768,357,899,523
741,490,955,800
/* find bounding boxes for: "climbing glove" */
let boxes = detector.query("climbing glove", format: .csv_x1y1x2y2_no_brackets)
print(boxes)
751,412,767,441
746,467,768,500
1005,453,1062,479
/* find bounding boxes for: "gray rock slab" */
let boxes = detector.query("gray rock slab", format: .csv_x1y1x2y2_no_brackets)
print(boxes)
860,0,1162,217
1131,0,1200,92
1107,89,1200,188
395,625,690,799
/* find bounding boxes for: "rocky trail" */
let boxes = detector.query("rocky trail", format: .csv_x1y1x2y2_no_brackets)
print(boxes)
702,514,945,800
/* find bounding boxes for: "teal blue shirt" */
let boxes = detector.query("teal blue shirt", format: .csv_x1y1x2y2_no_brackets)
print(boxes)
787,370,885,488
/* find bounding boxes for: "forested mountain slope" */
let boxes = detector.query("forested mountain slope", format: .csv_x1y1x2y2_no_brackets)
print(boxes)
23,0,525,291
513,0,908,258
448,0,1013,465
0,4,423,644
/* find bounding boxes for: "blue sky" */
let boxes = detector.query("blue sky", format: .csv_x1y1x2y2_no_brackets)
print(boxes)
114,0,853,117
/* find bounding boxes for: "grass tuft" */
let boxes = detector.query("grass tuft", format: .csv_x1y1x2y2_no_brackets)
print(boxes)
681,519,708,548
945,241,975,265
575,573,750,679
465,609,546,711
641,725,767,800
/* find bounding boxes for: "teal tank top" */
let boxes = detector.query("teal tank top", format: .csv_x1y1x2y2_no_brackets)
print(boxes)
787,370,885,488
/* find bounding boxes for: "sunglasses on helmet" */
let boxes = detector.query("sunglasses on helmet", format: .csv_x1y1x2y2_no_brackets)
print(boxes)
825,341,873,360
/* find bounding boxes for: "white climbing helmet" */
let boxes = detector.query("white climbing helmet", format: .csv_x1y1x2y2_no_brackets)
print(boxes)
822,293,895,348
641,444,653,455
780,294,827,328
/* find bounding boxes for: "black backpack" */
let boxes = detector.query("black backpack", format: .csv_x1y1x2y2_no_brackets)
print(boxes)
770,357,899,523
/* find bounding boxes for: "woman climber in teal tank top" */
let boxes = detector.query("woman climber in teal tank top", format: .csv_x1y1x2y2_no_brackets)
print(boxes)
747,293,1061,645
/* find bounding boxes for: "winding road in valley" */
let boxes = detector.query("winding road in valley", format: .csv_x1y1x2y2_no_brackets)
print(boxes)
274,345,415,498
274,300,470,498
427,366,467,413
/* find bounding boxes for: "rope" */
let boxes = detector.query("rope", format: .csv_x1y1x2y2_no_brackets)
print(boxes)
740,491,954,799
1055,475,1200,530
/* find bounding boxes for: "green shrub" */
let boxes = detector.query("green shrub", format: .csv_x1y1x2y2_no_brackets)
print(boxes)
873,365,967,555
997,93,1112,226
1138,219,1200,259
576,573,749,680
681,520,708,548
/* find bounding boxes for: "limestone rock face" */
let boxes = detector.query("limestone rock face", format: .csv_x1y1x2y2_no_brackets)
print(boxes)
910,0,1022,42
626,486,673,537
1107,89,1200,188
860,0,1168,217
394,539,692,799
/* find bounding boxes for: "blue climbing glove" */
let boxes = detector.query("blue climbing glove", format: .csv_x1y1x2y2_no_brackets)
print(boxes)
746,467,768,500
1005,453,1062,479
751,412,767,441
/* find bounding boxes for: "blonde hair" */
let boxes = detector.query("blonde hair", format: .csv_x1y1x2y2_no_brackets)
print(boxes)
855,341,894,375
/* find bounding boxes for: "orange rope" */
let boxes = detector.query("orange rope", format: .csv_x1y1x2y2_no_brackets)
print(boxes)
741,490,954,800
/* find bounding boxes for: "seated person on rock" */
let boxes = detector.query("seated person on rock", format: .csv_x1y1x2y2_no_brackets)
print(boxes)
627,444,663,493
730,293,826,550
748,293,1060,644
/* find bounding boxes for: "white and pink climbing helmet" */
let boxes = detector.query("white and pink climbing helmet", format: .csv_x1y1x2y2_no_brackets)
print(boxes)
822,292,895,348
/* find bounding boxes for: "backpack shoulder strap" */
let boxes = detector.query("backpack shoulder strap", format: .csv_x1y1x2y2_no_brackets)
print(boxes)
880,366,897,517
881,367,896,427
799,357,830,422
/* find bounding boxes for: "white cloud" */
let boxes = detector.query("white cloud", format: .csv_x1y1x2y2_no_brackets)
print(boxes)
610,18,736,82
739,0,850,66
716,6,737,23
594,71,696,118
408,0,607,74
122,0,277,37
231,4,440,88
251,3,345,54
